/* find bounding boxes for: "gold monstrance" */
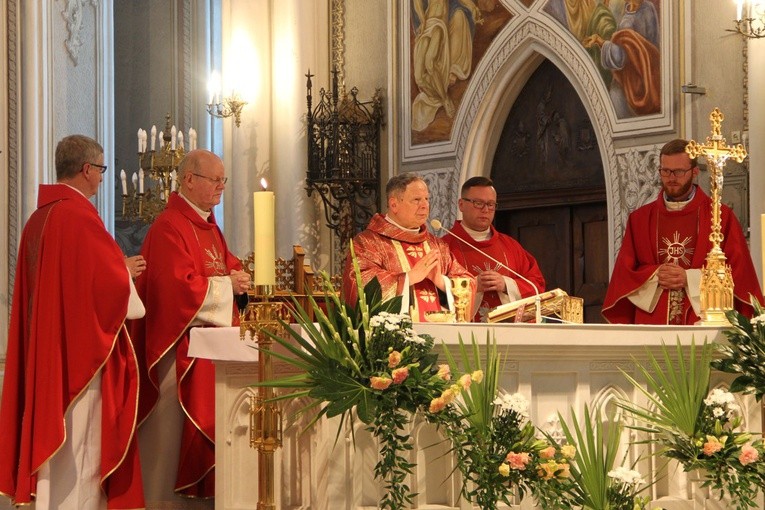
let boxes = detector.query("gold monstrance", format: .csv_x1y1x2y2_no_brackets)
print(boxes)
685,108,748,325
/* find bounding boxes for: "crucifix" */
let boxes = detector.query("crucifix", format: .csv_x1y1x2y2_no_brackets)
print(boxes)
685,107,748,325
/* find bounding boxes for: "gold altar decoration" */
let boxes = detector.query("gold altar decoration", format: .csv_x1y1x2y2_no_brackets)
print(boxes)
487,288,584,324
240,286,288,510
452,277,472,322
686,108,748,326
122,114,196,223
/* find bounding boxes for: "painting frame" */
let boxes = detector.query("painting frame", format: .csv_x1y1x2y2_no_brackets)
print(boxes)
397,0,675,163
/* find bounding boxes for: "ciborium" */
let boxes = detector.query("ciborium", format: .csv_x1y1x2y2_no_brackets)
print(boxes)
452,277,472,323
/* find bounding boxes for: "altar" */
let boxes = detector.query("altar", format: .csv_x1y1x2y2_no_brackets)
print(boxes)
189,323,761,510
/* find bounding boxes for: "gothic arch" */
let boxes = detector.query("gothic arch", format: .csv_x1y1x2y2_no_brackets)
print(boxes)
450,17,622,262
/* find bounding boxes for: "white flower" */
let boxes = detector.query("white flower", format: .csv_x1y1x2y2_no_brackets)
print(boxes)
384,322,397,331
406,330,426,345
608,466,645,487
712,407,724,417
704,388,735,406
493,392,530,419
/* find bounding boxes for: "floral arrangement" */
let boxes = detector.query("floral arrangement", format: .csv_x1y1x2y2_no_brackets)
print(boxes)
619,339,765,510
255,247,474,510
428,336,576,510
713,300,765,401
552,405,650,510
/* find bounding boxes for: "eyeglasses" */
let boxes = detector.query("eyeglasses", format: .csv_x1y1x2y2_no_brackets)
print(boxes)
88,163,108,174
658,167,693,178
462,198,497,210
191,172,228,185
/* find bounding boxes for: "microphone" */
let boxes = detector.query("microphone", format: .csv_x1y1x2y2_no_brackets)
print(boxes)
430,218,543,323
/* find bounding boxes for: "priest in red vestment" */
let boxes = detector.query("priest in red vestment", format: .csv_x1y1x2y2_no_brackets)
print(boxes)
343,173,475,321
131,150,250,500
0,135,145,509
444,177,546,322
602,139,763,324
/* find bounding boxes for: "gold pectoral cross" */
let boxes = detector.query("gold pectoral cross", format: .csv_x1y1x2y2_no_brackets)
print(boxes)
685,108,748,325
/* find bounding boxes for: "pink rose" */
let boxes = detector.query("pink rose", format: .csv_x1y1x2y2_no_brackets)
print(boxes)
370,376,392,390
539,446,556,459
740,444,760,466
505,451,531,470
557,462,571,479
392,367,409,384
437,364,451,381
458,373,472,390
388,351,402,368
429,397,446,413
703,436,724,456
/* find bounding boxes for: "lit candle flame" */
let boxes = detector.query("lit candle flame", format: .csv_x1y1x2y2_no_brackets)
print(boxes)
260,178,268,190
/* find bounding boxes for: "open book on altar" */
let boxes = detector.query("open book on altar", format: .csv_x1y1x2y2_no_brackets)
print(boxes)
487,288,584,323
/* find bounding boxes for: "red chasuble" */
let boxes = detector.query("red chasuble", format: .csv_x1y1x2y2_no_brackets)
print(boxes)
343,214,474,321
131,192,241,497
444,221,546,322
602,188,763,324
0,184,143,508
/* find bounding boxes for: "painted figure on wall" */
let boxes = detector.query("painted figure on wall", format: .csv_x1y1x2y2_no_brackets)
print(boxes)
547,0,661,118
410,0,512,145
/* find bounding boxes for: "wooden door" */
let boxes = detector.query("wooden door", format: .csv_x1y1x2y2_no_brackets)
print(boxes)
495,202,608,323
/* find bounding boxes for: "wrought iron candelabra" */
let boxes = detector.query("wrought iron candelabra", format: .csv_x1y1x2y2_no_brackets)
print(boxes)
121,114,197,223
305,68,383,249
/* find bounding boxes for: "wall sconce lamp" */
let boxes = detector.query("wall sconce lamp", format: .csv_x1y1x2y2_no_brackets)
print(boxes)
732,0,765,38
206,71,247,127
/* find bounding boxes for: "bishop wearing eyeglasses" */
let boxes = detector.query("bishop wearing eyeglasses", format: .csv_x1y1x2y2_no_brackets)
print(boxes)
130,149,250,501
444,176,545,322
602,138,763,325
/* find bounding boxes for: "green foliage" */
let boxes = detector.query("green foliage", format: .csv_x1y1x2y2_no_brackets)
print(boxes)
619,338,765,510
714,301,765,401
556,405,648,510
430,334,553,509
251,242,452,509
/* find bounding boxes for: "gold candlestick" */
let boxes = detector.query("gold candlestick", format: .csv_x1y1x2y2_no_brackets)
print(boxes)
240,286,287,509
686,108,748,325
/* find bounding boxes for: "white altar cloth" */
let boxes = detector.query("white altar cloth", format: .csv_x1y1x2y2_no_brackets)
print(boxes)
189,323,753,510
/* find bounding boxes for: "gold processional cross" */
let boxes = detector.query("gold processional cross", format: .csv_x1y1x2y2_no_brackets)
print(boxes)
685,107,747,325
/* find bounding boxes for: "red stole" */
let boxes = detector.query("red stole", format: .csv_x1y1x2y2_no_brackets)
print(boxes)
132,192,241,497
656,206,699,324
390,238,446,321
0,184,143,508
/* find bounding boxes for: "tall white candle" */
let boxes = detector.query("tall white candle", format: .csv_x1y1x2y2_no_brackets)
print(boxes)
171,125,177,150
178,131,184,150
151,125,157,151
138,168,145,194
120,169,128,195
253,180,276,286
159,131,165,148
170,170,177,192
137,129,142,153
131,172,138,191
